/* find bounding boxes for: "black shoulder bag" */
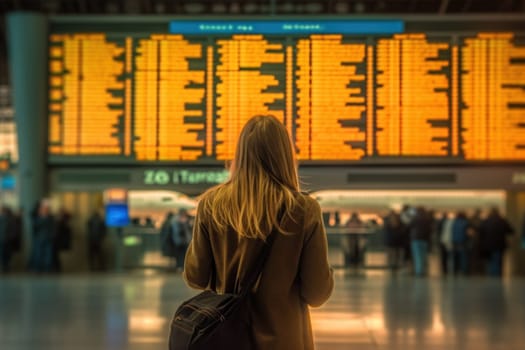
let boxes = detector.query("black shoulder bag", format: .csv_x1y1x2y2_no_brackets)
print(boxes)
169,227,278,350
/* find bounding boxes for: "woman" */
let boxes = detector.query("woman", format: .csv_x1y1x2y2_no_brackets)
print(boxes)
184,115,334,349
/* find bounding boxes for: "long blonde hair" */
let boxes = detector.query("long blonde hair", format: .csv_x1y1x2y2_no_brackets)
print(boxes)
201,115,300,240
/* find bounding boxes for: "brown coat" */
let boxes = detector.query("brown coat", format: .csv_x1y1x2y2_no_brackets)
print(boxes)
184,193,334,350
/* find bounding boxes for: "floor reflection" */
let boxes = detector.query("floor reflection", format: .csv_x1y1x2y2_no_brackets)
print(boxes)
0,272,524,349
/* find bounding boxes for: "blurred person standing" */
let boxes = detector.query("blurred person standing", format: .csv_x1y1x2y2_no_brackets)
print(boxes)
409,207,432,277
400,205,414,226
160,212,176,268
343,212,365,267
400,205,415,265
451,211,470,275
31,200,56,273
383,210,405,271
28,201,41,271
468,209,484,275
87,210,107,271
12,209,23,256
171,208,192,271
334,211,341,227
0,206,12,272
438,212,453,276
520,212,525,248
54,209,72,272
184,115,333,349
479,208,514,277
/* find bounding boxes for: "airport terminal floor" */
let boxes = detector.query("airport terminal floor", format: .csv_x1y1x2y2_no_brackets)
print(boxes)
1,270,524,350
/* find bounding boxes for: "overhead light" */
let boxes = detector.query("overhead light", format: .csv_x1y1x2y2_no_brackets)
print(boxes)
105,1,120,13
278,2,295,13
260,4,270,13
154,2,166,13
212,3,227,13
184,3,205,14
334,1,350,13
43,0,60,13
305,2,323,13
376,0,387,12
244,2,259,13
354,1,366,13
229,2,241,13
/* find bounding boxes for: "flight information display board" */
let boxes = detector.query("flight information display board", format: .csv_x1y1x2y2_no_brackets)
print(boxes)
47,19,525,163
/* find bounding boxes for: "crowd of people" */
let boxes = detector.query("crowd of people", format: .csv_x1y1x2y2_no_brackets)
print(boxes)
27,200,73,273
0,200,109,274
2,197,524,277
383,205,516,277
0,200,198,274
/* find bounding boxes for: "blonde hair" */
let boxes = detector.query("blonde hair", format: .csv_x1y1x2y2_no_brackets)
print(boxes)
201,115,300,240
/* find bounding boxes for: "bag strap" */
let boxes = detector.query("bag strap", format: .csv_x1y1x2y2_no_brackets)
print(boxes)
240,206,285,296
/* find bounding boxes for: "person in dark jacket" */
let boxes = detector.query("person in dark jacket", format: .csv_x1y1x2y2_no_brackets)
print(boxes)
437,212,453,276
172,208,192,271
0,206,12,273
468,209,484,275
343,212,366,267
54,209,72,272
451,211,470,275
87,210,107,271
409,207,432,277
479,208,514,277
383,210,405,271
11,209,22,255
31,200,56,273
521,212,525,249
160,212,176,269
28,201,41,271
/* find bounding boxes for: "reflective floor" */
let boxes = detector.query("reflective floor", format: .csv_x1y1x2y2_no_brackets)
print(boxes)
1,271,524,350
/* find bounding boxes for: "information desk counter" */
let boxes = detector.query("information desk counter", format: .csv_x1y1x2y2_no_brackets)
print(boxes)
115,226,164,269
326,227,376,268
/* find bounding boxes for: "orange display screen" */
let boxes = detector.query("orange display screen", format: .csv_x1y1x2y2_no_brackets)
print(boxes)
48,32,525,163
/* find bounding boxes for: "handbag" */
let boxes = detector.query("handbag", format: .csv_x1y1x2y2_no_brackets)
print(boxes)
169,226,278,350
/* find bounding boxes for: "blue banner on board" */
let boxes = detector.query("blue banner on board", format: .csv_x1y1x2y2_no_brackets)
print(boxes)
169,20,404,35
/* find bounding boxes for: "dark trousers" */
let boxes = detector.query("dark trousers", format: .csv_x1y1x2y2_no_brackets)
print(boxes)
468,238,483,275
52,243,62,273
411,240,428,277
174,245,188,270
0,242,11,272
386,247,404,270
440,244,449,275
452,244,468,275
487,250,504,277
88,242,106,271
33,239,54,273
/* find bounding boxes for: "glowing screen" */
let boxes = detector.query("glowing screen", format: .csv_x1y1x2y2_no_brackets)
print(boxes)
47,21,525,163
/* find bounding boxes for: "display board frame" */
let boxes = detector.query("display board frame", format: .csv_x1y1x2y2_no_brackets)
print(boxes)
47,15,525,165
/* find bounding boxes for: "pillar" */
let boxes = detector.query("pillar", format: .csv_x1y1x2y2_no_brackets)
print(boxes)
7,12,49,256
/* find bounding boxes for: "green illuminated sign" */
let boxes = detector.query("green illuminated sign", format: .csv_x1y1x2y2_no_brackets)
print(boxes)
144,169,229,186
123,236,141,246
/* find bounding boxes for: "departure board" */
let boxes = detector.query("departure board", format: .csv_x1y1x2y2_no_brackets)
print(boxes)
47,19,525,163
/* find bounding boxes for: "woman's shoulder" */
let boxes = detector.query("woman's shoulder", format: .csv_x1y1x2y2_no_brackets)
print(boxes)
296,191,319,205
292,191,322,216
198,185,223,207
